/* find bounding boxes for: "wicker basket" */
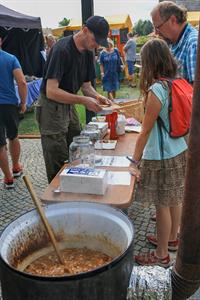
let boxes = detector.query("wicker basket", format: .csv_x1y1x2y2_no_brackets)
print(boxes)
116,100,144,122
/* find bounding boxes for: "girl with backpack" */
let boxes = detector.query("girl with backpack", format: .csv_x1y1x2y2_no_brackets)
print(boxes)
131,38,188,268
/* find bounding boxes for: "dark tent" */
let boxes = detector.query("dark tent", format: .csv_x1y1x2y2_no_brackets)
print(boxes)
0,4,45,77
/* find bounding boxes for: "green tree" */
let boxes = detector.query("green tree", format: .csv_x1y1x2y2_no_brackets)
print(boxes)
59,18,70,27
134,19,153,36
142,20,153,35
134,19,144,35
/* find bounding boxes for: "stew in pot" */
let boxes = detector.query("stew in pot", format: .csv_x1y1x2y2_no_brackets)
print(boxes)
25,247,113,276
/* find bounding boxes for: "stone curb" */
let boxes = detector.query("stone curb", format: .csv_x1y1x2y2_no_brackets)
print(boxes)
18,134,41,139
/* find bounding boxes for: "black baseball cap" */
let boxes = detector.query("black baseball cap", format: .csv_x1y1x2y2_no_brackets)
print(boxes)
85,16,109,47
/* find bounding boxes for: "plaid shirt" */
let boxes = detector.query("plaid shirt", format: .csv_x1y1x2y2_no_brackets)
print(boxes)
171,23,198,83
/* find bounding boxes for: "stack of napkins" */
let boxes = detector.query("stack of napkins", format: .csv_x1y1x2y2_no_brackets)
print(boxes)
98,105,114,115
95,140,117,150
91,116,106,122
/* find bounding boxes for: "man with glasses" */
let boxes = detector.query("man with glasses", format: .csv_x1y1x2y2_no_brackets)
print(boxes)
36,16,110,183
151,1,198,84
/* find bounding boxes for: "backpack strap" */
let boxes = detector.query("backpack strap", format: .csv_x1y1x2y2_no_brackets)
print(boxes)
156,78,172,160
157,78,173,135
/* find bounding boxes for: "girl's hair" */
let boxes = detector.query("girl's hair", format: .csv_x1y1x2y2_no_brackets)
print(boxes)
140,38,177,100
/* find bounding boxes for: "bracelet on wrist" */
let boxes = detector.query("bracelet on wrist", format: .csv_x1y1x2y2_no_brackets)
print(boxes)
132,159,140,166
126,156,140,166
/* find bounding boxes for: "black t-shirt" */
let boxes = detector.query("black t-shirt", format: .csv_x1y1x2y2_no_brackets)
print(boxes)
40,36,96,95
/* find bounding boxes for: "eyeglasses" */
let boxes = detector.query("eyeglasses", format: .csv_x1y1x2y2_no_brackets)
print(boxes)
154,17,170,31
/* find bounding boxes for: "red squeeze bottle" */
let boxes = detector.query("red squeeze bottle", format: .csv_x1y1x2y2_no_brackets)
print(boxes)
109,112,118,140
106,114,111,128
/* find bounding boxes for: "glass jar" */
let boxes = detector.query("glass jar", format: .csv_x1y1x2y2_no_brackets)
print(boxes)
69,135,95,167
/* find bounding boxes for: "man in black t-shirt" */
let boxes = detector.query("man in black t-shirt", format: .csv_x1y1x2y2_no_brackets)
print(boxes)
36,16,110,182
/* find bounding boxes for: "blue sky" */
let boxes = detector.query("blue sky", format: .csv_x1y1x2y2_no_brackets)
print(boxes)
0,0,158,28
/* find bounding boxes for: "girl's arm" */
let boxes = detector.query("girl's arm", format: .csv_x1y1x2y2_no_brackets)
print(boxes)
99,51,105,77
133,91,162,162
100,64,104,77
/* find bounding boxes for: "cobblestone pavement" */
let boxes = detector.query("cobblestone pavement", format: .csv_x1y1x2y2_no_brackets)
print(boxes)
0,139,199,299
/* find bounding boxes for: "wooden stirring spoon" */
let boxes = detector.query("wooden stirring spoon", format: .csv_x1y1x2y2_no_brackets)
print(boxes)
23,175,70,273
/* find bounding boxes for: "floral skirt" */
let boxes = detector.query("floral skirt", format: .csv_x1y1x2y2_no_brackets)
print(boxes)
136,151,187,207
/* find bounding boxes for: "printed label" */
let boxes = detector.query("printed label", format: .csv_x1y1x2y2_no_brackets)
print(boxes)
65,167,100,176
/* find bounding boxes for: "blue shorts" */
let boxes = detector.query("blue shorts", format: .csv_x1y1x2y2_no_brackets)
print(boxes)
127,60,135,76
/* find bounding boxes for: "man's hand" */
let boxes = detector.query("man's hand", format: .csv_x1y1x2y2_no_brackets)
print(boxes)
19,103,26,114
84,97,103,113
96,95,112,106
81,82,112,106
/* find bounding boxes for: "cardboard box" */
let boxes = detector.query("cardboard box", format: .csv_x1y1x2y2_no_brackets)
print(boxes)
60,167,107,195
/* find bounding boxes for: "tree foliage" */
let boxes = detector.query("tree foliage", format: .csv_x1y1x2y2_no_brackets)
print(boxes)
134,19,153,36
136,35,151,45
58,18,70,27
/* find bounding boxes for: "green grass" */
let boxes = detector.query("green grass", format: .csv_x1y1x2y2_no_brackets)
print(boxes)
18,83,140,135
19,110,39,135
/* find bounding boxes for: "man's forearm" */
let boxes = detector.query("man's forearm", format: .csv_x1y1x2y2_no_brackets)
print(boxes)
81,83,99,99
18,82,27,105
133,131,150,161
46,85,92,105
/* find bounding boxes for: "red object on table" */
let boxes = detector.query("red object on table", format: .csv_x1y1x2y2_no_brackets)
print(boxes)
106,114,111,128
109,112,118,140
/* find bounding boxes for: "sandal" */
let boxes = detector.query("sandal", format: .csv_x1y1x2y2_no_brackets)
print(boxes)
13,164,23,178
134,250,172,268
150,214,156,222
147,235,179,251
4,178,14,189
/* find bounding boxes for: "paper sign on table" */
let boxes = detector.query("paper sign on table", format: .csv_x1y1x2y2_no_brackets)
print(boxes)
95,155,130,167
107,171,131,185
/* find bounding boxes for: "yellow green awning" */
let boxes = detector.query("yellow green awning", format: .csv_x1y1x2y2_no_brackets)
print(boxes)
52,14,133,37
187,11,200,26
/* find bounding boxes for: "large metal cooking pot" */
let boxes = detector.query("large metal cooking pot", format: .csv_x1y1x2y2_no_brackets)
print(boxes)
0,202,134,300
